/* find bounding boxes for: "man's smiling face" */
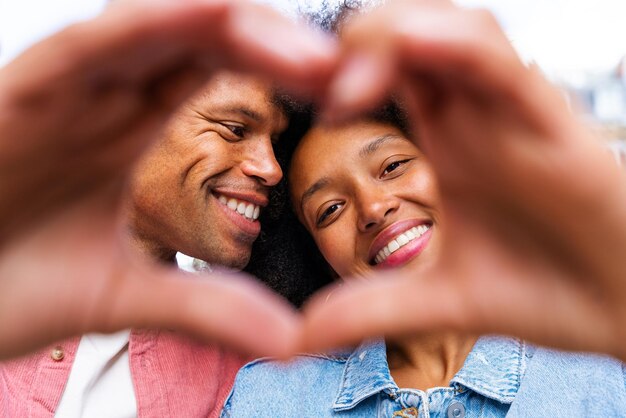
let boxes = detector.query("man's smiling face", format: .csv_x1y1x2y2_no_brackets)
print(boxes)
129,71,287,270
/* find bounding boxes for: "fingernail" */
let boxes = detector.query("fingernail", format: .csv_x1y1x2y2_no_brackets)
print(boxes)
237,11,337,68
324,53,386,122
298,29,338,63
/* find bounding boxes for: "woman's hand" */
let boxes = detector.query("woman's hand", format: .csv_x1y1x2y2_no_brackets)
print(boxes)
302,0,626,361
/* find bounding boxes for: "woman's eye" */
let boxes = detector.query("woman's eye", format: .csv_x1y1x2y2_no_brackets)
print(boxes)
382,159,411,177
317,203,342,227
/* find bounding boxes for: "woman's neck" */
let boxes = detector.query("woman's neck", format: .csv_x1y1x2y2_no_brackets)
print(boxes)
386,332,478,391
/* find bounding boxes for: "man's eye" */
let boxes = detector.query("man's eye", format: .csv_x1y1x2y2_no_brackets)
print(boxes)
225,125,245,138
316,203,342,227
382,159,411,177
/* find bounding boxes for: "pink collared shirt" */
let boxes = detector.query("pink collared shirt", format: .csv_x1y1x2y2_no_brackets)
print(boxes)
0,329,246,418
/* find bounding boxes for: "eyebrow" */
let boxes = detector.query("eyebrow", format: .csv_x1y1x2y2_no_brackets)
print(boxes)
226,106,265,123
217,105,287,133
359,134,405,158
300,177,331,214
194,105,266,124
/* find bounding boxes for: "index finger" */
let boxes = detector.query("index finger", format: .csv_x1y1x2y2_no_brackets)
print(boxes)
1,0,337,99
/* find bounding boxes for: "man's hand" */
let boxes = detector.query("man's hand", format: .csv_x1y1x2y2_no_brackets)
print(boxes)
302,0,626,361
0,0,335,359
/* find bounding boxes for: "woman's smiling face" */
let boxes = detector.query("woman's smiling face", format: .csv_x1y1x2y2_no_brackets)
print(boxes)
290,119,441,279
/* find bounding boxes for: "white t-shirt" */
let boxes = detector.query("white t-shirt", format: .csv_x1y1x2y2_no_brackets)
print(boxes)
55,253,210,418
54,329,135,418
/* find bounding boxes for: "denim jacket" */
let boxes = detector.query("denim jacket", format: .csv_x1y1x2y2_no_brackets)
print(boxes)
222,336,626,417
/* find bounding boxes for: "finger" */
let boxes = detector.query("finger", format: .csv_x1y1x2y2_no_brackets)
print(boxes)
322,50,396,123
327,4,563,130
321,0,456,121
102,263,301,358
216,1,337,98
299,272,469,353
299,265,619,358
1,0,336,101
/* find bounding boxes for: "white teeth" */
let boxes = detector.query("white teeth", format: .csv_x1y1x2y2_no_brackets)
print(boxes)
244,204,254,218
236,202,246,215
397,234,409,246
217,194,261,221
374,224,431,265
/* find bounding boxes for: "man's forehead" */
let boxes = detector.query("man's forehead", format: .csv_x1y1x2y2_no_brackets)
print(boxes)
192,73,285,120
198,72,275,104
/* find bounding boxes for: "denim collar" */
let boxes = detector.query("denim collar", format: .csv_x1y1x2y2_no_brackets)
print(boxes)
451,335,527,404
333,339,396,411
332,335,527,411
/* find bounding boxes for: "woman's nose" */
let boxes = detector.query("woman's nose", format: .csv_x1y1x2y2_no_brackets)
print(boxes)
356,190,398,232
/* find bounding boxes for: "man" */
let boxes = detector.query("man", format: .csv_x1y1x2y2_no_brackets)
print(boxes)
1,70,291,417
126,72,285,271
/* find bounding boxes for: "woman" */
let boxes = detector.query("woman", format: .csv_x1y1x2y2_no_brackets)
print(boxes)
222,104,626,417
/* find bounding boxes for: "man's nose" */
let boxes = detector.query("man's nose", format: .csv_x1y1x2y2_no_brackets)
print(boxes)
356,188,398,232
240,139,283,186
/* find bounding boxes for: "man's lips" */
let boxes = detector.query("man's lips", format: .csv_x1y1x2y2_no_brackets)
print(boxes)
368,219,433,267
212,188,269,208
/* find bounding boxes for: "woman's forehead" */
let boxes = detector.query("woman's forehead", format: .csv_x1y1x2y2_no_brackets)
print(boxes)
293,121,408,168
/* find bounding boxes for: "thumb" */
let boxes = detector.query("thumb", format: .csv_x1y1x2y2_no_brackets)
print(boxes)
299,271,468,353
103,262,301,358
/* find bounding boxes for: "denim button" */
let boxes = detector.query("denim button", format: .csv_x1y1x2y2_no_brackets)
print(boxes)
447,402,465,418
405,393,420,406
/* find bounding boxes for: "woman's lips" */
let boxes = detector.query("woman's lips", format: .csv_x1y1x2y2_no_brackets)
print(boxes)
375,226,432,269
368,219,433,269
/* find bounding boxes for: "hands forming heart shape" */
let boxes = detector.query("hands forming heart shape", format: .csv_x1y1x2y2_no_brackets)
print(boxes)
1,0,625,362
